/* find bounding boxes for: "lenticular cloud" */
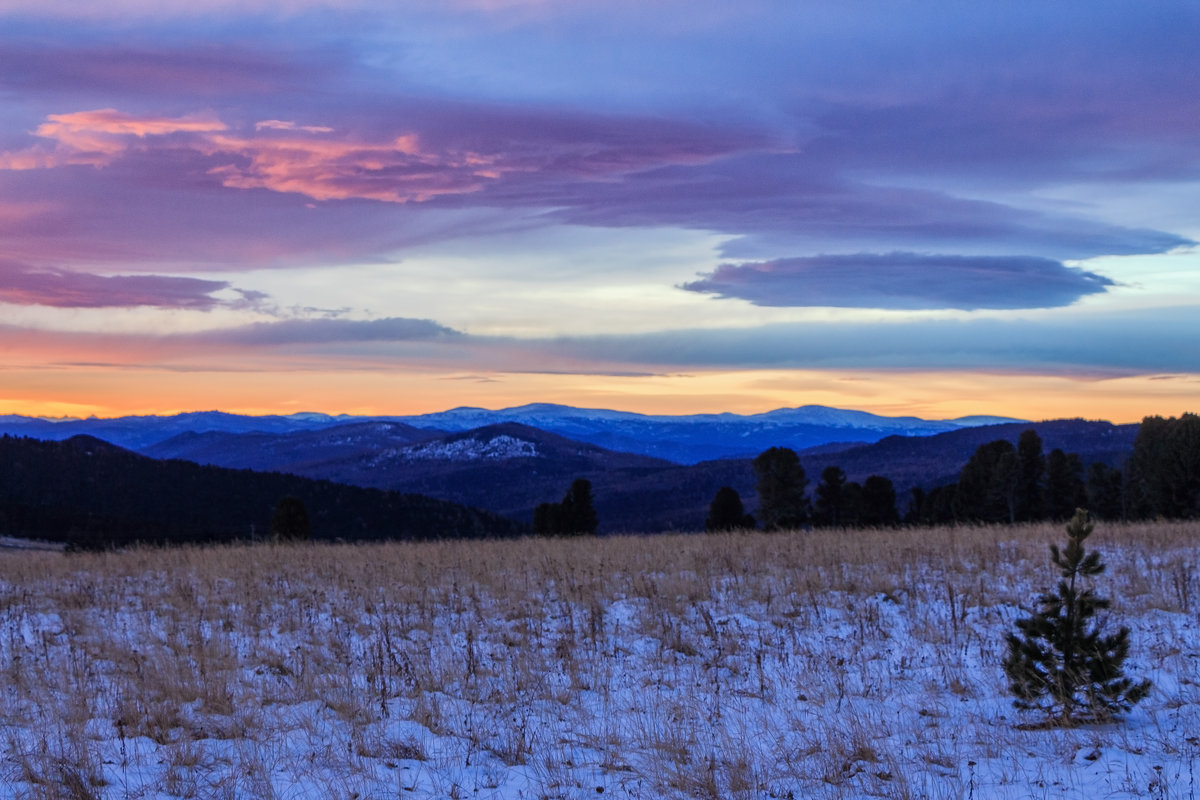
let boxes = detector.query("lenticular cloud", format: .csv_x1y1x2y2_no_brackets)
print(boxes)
681,252,1116,310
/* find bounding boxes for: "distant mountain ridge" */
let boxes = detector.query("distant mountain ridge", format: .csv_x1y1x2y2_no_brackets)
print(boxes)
400,403,1023,463
0,403,1025,464
0,411,357,450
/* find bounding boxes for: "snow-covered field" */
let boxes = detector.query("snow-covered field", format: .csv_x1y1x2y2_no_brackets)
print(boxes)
0,522,1195,799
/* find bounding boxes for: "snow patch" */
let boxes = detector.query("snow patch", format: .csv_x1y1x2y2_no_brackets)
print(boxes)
400,434,538,461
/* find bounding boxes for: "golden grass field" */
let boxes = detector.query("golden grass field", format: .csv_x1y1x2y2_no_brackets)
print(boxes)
0,521,1196,799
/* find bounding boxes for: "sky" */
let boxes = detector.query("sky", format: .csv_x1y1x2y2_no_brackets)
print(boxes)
1,0,1198,421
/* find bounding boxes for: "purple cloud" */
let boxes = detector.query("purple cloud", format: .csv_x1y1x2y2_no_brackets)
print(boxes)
505,154,1192,262
0,258,233,308
0,100,768,270
680,253,1116,310
0,42,334,98
0,1,1195,294
4,103,762,203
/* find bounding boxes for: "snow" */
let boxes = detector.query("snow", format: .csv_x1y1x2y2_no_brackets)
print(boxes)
0,524,1195,799
396,434,539,461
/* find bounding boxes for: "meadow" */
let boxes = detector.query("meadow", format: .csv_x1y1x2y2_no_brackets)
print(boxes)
0,521,1196,799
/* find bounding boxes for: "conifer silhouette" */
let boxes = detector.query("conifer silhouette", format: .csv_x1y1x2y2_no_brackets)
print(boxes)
270,496,312,543
1003,509,1150,725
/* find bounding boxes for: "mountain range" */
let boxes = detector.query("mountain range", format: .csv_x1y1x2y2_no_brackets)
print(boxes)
142,416,1137,533
1,404,1141,535
0,403,1022,463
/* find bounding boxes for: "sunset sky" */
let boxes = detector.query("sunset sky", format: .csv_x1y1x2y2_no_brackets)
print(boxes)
2,0,1198,421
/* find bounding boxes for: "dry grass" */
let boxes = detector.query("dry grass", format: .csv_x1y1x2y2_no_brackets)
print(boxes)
0,520,1195,798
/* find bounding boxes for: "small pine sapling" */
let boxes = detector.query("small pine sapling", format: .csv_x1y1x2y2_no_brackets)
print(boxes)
1003,508,1151,725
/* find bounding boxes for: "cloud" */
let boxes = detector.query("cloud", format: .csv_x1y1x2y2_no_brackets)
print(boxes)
0,0,385,19
680,253,1116,310
0,109,227,170
2,104,759,206
1,297,1196,380
174,304,1200,375
0,139,545,269
0,41,340,98
194,316,461,346
254,120,334,133
0,1,1196,293
522,154,1194,262
0,259,234,309
535,306,1200,375
40,109,227,138
0,313,468,371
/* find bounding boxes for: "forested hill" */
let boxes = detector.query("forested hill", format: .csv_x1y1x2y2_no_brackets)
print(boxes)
802,418,1140,489
0,435,521,548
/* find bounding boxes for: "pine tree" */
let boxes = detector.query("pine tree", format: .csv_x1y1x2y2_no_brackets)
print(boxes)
270,496,312,542
1003,509,1150,725
813,466,847,527
705,486,753,531
1086,462,1125,521
1045,448,1086,521
860,475,898,527
533,502,562,536
1016,429,1046,521
559,478,598,535
954,439,1017,523
752,447,810,530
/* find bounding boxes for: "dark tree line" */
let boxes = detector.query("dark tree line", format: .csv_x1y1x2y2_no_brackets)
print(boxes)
751,447,900,531
704,446,901,532
713,412,1200,533
812,467,898,528
913,414,1200,525
1126,413,1200,519
913,430,1095,525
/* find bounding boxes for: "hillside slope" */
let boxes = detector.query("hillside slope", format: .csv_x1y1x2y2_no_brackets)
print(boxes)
0,434,520,547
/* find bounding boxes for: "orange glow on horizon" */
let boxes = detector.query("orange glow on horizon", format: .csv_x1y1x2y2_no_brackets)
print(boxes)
1,365,1196,423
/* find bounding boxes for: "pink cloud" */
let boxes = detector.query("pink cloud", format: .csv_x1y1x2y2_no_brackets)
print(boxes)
40,108,227,138
0,109,226,170
0,97,1187,275
1,105,758,205
201,130,498,203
